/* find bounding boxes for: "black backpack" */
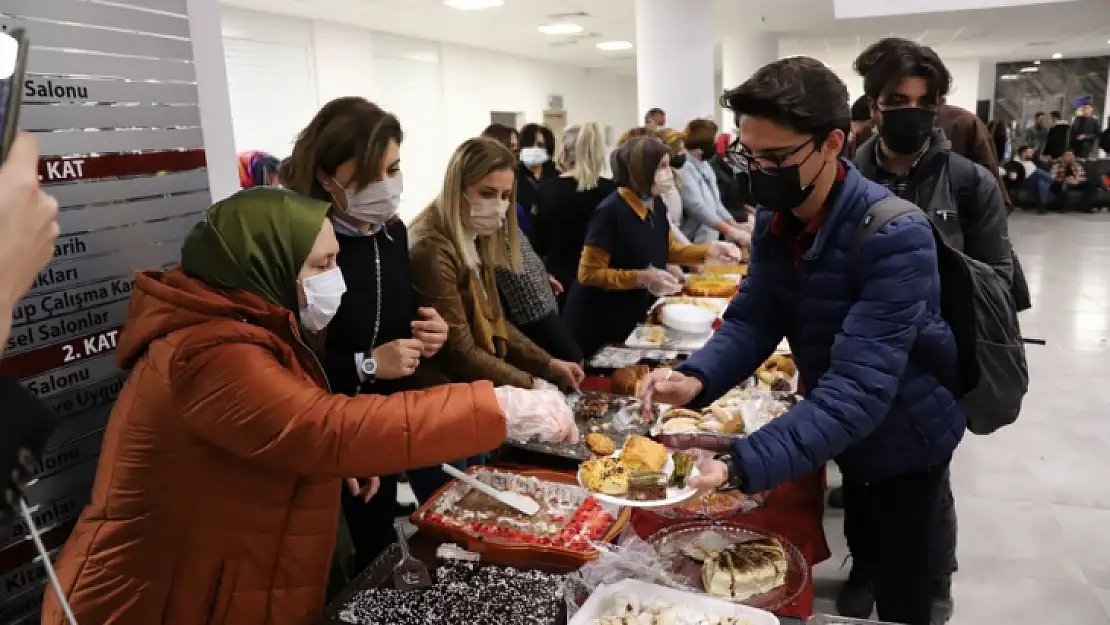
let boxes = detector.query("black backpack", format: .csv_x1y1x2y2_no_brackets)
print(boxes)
943,154,1032,312
853,196,1029,435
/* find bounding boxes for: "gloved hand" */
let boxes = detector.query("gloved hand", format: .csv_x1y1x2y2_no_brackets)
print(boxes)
666,264,686,283
707,241,743,264
494,386,579,444
637,268,682,296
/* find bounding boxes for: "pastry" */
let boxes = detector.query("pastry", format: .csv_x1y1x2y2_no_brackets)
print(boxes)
700,537,789,601
684,277,738,298
618,435,668,473
630,325,664,346
661,407,702,422
585,433,616,456
671,451,695,488
659,417,701,434
627,472,668,501
577,394,611,420
612,364,650,396
580,457,630,495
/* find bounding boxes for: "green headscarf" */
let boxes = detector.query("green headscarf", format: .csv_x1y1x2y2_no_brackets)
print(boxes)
181,187,331,312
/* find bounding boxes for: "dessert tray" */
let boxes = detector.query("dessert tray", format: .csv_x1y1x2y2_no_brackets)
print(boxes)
412,467,630,570
649,489,769,521
588,346,681,370
625,324,667,348
653,386,800,451
504,392,658,461
647,522,808,612
325,547,569,625
577,436,700,509
569,578,777,625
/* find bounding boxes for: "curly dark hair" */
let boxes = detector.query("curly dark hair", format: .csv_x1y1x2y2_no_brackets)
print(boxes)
853,37,952,106
720,56,850,137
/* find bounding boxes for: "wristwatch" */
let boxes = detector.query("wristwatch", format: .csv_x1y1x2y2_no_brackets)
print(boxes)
715,452,744,492
359,356,378,381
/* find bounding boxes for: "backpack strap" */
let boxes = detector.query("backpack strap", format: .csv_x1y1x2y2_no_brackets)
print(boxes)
944,152,979,229
851,196,921,257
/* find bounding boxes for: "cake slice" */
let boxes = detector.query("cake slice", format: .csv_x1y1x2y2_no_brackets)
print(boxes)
700,537,788,601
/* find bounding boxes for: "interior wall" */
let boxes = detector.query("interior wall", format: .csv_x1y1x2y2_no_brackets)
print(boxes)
816,57,981,116
943,58,982,114
219,6,638,219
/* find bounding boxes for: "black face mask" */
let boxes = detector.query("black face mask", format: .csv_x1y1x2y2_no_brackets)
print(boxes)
879,107,936,155
747,145,827,214
671,153,688,169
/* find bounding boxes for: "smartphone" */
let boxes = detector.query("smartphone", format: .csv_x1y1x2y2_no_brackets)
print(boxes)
0,28,30,164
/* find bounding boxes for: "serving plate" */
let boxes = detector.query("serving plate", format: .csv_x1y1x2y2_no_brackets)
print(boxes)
646,521,808,612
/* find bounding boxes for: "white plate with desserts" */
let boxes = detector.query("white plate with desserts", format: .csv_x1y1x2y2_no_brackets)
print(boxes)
577,435,700,508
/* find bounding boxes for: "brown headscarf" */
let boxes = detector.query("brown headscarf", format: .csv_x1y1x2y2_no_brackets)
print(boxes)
614,136,669,197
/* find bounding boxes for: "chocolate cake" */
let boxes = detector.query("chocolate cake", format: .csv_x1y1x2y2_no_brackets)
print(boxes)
627,472,668,501
338,560,566,625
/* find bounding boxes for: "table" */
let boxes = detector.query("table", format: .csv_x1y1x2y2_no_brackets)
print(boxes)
578,373,830,620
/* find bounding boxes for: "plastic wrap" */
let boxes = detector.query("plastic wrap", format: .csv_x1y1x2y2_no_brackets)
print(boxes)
564,528,695,618
736,389,796,435
495,386,578,444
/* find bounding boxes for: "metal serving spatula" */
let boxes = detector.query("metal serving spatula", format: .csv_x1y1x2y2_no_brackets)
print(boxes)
392,518,431,590
440,463,540,516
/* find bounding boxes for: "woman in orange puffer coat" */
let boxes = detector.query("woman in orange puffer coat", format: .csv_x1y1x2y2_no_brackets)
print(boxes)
41,188,564,624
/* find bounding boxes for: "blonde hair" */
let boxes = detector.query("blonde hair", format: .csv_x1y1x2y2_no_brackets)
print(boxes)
572,122,606,192
411,137,522,271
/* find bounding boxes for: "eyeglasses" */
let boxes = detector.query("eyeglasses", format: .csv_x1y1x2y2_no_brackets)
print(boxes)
726,138,816,176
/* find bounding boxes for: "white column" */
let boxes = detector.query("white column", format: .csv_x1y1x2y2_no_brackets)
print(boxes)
187,0,239,202
718,33,779,129
634,0,716,128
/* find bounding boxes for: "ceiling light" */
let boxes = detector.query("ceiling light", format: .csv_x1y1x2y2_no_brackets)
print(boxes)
596,40,633,51
1051,52,1063,59
537,22,584,36
1033,60,1041,65
443,0,504,10
1020,66,1039,73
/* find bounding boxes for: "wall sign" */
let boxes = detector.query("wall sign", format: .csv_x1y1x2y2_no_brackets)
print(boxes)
0,0,209,618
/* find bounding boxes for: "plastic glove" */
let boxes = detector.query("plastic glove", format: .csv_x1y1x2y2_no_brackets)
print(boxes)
707,241,743,264
494,386,579,444
665,264,686,283
636,268,682,296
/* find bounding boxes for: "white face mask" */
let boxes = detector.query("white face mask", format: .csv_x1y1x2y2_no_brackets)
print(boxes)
298,267,347,331
340,174,403,224
520,147,549,167
468,197,509,236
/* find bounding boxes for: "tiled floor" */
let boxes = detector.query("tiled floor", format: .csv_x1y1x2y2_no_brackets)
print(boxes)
812,211,1110,624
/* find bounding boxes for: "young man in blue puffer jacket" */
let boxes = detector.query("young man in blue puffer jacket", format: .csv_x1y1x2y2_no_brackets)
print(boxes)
641,57,965,625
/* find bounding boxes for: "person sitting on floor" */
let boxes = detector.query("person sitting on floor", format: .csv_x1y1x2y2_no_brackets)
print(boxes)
1014,145,1054,213
1049,148,1098,213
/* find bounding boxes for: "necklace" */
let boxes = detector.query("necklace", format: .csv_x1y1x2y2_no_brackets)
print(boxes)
356,234,383,394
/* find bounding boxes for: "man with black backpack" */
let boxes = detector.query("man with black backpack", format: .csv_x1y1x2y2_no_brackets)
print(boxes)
849,37,1029,624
